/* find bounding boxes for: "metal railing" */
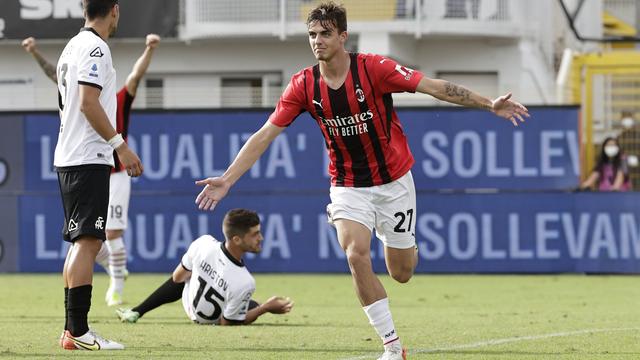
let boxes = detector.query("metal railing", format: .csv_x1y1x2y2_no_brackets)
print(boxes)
179,0,526,40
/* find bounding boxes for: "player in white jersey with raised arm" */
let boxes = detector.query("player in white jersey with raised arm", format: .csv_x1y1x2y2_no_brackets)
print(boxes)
116,209,293,325
56,0,143,351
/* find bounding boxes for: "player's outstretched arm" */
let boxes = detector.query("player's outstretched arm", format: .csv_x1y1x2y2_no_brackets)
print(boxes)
219,296,294,326
416,77,530,126
79,85,144,177
195,121,285,211
21,37,57,84
125,34,161,96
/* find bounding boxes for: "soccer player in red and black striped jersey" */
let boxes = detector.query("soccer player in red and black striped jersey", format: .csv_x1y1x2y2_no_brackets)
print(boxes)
23,33,161,307
196,2,529,359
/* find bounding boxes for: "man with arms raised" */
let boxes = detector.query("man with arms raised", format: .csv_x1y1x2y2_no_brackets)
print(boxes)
195,2,528,359
116,209,293,325
56,0,142,350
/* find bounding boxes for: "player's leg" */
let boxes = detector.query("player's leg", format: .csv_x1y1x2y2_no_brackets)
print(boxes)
334,219,404,359
94,242,110,275
327,187,402,358
384,247,418,283
334,219,387,305
116,277,185,323
65,236,102,334
370,171,418,359
104,171,131,306
376,171,418,284
59,166,123,350
61,244,72,345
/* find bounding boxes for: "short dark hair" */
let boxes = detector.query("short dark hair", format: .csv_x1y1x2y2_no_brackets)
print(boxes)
83,0,118,20
306,1,347,33
223,209,260,240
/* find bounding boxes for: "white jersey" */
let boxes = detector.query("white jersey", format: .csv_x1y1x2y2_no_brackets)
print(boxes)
54,27,116,168
181,235,256,324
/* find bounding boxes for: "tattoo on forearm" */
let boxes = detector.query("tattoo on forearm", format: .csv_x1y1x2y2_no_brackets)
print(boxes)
444,82,470,101
444,82,486,108
36,55,57,82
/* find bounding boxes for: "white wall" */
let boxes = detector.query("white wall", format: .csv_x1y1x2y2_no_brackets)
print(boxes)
0,37,315,110
0,0,602,110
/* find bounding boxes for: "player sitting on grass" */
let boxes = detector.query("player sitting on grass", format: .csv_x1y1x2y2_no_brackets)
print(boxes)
116,208,293,325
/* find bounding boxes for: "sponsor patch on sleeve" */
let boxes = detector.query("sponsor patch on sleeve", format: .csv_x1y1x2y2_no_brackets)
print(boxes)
90,47,104,57
89,63,99,78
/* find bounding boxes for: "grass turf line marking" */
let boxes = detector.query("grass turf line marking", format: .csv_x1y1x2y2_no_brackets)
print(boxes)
340,327,640,360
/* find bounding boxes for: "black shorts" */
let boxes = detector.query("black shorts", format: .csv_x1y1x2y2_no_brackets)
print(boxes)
56,164,111,242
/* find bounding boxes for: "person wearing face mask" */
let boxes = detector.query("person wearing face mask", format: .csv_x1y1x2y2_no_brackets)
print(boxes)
580,137,631,191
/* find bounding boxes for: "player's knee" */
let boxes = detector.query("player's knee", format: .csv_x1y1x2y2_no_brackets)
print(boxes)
389,266,414,284
345,247,370,269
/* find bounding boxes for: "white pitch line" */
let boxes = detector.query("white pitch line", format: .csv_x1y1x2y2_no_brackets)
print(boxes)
340,327,640,360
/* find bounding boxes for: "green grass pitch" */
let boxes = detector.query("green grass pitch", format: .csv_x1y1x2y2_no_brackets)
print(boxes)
0,274,639,359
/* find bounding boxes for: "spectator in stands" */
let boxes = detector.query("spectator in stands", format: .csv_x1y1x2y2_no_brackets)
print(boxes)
580,137,631,191
620,111,635,130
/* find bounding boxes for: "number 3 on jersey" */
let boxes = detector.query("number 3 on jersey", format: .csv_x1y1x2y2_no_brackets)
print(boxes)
193,276,225,321
58,63,69,111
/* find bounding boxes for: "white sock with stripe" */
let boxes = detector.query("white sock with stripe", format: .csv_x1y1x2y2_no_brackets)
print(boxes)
95,243,110,275
363,297,401,350
106,237,127,293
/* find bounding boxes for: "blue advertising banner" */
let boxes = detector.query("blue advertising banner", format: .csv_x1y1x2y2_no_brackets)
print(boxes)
403,107,580,190
24,107,579,193
19,192,640,273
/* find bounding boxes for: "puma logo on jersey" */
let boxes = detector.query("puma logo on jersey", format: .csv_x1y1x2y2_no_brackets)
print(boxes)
312,99,324,109
90,47,103,57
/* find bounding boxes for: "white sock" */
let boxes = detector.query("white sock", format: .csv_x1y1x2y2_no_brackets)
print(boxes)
363,298,401,349
106,237,127,293
95,242,110,275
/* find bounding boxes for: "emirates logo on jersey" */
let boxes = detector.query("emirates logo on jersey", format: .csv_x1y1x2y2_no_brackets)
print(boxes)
355,88,365,103
321,110,374,137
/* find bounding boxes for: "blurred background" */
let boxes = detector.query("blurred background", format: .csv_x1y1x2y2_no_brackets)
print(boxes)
1,0,640,274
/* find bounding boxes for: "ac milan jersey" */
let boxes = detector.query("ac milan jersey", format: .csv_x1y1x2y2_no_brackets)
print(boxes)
181,235,256,324
112,86,135,173
269,53,423,187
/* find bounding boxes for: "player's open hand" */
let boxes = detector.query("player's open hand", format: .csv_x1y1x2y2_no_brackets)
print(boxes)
146,34,161,49
21,37,36,53
491,93,530,126
115,143,144,177
195,177,231,211
263,296,294,314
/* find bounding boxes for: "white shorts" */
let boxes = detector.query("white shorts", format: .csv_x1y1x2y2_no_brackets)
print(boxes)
105,171,131,231
326,171,416,249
